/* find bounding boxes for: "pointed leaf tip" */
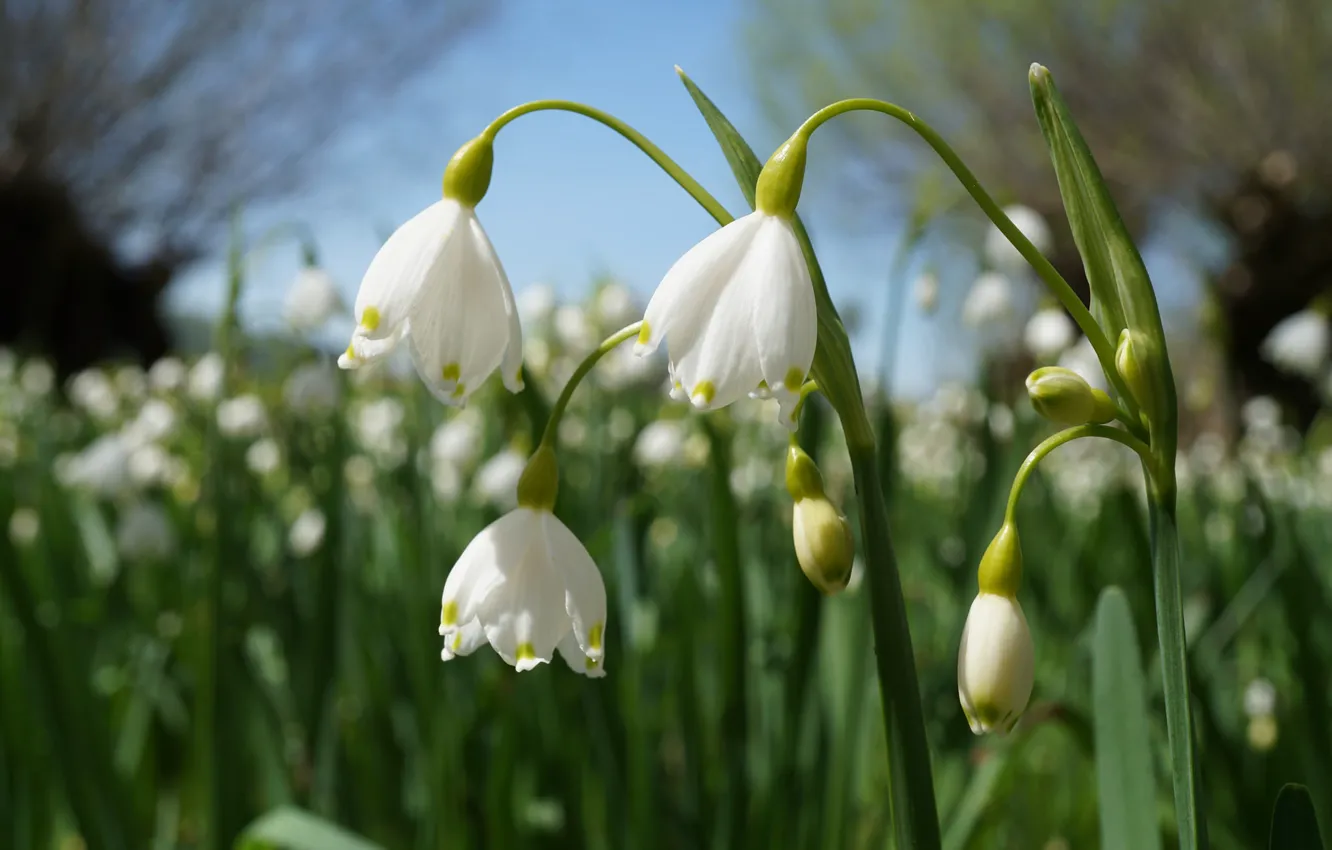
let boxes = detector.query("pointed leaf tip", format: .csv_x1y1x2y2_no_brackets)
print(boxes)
675,64,686,77
1029,63,1050,86
1269,784,1325,850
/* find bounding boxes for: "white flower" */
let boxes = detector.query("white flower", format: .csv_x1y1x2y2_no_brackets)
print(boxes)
1260,309,1330,378
961,272,1014,327
148,357,187,394
62,435,132,497
1057,336,1108,392
116,502,176,561
554,305,594,351
985,204,1052,272
957,592,1034,735
1023,307,1076,360
430,409,484,468
596,345,658,391
431,460,464,503
594,282,640,329
636,211,815,429
68,369,120,421
338,198,523,406
127,444,173,488
8,507,40,547
353,398,405,462
282,361,340,416
19,360,54,397
474,449,527,509
439,507,606,676
633,420,686,469
517,283,557,325
114,365,147,401
246,438,282,476
188,354,226,402
913,272,940,314
217,394,267,438
122,399,177,447
288,508,327,557
1241,395,1282,435
284,267,342,331
1243,677,1277,718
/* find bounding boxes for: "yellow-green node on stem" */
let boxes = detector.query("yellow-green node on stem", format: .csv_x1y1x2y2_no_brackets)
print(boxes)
755,133,809,218
976,522,1023,598
516,444,560,511
442,135,495,207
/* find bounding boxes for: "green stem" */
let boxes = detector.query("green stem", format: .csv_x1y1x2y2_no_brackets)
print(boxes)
794,99,1138,416
1149,496,1208,850
538,322,642,449
485,101,734,227
847,445,941,850
1003,424,1152,524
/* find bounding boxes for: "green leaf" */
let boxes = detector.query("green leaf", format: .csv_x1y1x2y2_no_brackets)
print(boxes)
1093,587,1162,850
1270,785,1326,850
1028,63,1177,455
236,807,386,850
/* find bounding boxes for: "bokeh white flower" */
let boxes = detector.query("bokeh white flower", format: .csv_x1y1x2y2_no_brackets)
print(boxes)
1023,307,1076,360
288,508,328,557
985,204,1051,273
217,395,267,439
1260,308,1329,379
474,448,527,509
284,267,342,331
962,272,1014,327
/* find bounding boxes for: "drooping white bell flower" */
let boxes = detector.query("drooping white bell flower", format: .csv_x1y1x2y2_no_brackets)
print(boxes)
635,211,816,429
439,486,607,676
148,357,187,394
288,508,328,557
985,204,1052,273
1023,307,1076,360
957,592,1035,734
633,419,687,469
1260,308,1330,379
961,272,1014,327
188,353,225,402
338,197,524,406
216,394,267,438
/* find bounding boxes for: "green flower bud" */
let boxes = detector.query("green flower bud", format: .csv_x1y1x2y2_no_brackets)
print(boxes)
755,133,808,219
442,135,495,207
1025,366,1116,426
792,495,855,595
516,445,559,511
784,443,827,501
1115,328,1161,424
976,522,1022,598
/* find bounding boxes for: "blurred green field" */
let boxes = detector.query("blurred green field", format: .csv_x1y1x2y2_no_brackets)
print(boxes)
1,278,1329,850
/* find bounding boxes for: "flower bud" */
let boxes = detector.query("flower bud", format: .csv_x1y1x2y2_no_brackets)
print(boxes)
1115,328,1161,419
976,522,1022,597
442,135,495,207
755,133,809,218
515,445,559,511
957,592,1034,735
792,496,855,594
1026,366,1115,426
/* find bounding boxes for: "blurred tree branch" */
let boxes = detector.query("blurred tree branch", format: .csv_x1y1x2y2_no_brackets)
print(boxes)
0,0,491,263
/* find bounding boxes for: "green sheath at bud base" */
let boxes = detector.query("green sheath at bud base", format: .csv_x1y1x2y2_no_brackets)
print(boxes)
793,496,855,595
1026,366,1116,426
754,133,808,218
784,443,827,501
516,445,559,511
977,522,1023,598
442,135,496,207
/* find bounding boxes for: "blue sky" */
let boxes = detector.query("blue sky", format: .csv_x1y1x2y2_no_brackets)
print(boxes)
168,1,1207,398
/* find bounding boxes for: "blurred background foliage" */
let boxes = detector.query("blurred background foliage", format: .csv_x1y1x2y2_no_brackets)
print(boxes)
3,0,1332,848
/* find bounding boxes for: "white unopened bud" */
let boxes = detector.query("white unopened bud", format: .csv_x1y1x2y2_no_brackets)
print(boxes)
792,497,855,594
958,592,1033,735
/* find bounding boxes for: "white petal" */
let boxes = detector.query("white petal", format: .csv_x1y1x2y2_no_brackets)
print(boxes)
747,216,816,426
408,209,512,405
557,630,606,679
637,213,764,357
670,242,765,410
354,199,464,340
439,508,534,632
474,510,570,671
542,513,607,660
440,618,487,661
343,323,407,368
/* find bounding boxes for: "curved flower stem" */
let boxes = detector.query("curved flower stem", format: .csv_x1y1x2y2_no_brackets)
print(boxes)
793,99,1138,419
485,101,735,227
538,321,643,450
786,380,822,437
1003,424,1153,524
